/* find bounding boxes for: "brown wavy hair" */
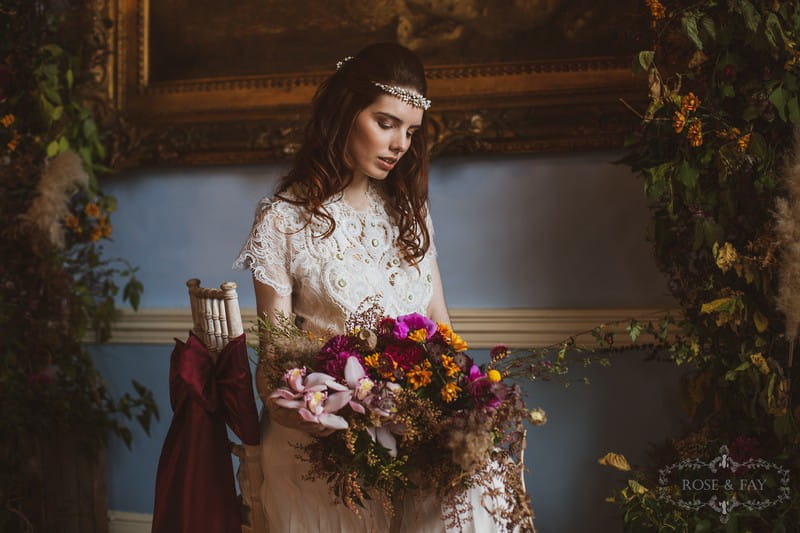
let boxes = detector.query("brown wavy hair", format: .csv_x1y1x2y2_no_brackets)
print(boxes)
275,42,431,264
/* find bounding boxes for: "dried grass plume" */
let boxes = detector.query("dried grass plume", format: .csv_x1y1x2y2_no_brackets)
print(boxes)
21,150,88,248
775,127,800,340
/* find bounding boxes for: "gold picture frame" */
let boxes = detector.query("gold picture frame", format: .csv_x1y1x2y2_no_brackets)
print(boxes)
97,0,647,168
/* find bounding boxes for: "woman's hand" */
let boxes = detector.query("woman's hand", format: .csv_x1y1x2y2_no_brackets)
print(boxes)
265,394,337,437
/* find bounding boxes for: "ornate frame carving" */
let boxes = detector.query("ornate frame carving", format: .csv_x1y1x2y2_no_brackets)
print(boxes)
97,0,645,168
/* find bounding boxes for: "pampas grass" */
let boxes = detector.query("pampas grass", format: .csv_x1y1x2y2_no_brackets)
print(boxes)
775,128,800,349
21,149,88,248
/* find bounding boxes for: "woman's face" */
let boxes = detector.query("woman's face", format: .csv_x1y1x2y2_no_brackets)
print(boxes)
347,93,424,182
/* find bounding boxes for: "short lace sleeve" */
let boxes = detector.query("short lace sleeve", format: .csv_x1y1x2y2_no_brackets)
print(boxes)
233,197,294,296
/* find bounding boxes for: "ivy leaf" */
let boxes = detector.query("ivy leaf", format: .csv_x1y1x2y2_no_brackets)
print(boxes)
634,50,655,74
700,16,716,44
735,0,761,33
46,140,60,157
627,321,643,342
753,310,768,333
764,13,784,53
720,84,735,98
681,12,703,50
676,161,699,191
769,86,788,121
787,96,800,124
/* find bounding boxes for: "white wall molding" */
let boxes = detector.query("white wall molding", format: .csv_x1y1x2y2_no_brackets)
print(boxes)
96,307,672,348
108,511,151,533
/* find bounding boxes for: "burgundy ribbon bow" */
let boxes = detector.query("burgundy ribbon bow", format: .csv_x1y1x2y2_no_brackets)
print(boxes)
152,332,260,533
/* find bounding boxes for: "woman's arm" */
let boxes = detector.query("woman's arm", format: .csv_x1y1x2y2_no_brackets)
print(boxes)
427,257,451,326
254,277,335,436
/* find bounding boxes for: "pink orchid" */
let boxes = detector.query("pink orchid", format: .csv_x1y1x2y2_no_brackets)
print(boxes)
271,368,352,430
344,356,402,457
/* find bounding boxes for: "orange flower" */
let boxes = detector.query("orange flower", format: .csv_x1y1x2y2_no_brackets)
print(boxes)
408,328,428,343
64,213,80,231
681,92,700,113
440,355,461,377
440,382,462,403
437,322,468,351
688,121,703,147
0,114,14,128
90,225,103,241
645,0,666,20
101,221,113,238
407,363,432,390
673,111,686,133
84,203,100,217
737,133,751,153
7,131,20,152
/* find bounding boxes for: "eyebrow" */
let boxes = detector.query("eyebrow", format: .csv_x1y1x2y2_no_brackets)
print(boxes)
373,111,421,130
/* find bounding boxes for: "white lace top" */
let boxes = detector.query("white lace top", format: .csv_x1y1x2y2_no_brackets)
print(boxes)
233,183,436,335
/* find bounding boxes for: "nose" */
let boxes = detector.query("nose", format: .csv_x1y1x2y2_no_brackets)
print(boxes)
389,130,411,155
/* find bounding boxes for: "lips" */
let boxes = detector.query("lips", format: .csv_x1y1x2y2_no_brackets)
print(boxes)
377,156,397,171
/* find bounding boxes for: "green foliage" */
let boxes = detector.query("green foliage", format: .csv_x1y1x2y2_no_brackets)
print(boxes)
0,1,156,529
610,0,800,530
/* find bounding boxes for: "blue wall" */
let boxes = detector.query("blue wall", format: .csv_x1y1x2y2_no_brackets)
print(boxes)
92,152,685,531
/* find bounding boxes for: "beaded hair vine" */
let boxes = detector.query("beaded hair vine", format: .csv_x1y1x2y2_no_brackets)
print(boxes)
335,55,432,111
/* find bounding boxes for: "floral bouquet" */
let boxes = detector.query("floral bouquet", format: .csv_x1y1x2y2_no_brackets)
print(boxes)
258,303,535,531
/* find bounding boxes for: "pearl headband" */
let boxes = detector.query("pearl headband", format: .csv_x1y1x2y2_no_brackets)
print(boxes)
335,56,432,111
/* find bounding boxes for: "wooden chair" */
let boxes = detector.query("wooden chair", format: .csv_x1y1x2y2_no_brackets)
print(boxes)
186,279,266,533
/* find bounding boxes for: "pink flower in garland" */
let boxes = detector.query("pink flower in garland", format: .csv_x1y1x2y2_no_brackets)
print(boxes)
393,313,437,341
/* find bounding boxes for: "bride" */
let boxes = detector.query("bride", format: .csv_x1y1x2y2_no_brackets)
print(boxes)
235,42,514,532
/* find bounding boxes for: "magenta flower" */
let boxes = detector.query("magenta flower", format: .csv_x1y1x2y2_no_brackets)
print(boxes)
316,335,361,379
393,313,437,340
465,364,506,411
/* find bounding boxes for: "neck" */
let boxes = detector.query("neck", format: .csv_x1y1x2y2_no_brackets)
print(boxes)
343,173,371,210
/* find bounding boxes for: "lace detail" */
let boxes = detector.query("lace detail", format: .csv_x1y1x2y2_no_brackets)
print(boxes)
233,183,436,335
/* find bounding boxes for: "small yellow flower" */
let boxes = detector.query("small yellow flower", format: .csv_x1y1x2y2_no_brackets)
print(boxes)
749,353,770,375
681,92,701,113
598,452,631,471
406,364,432,390
90,225,103,241
0,114,14,128
673,111,686,133
408,328,427,343
64,213,80,231
688,121,703,147
737,133,751,153
84,203,100,218
440,382,462,403
487,369,502,383
440,355,461,377
715,242,738,272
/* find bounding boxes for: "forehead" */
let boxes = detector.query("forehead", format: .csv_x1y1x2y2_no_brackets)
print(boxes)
365,93,424,125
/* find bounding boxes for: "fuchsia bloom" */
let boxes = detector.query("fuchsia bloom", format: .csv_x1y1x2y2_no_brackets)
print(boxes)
465,364,506,411
393,312,437,341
